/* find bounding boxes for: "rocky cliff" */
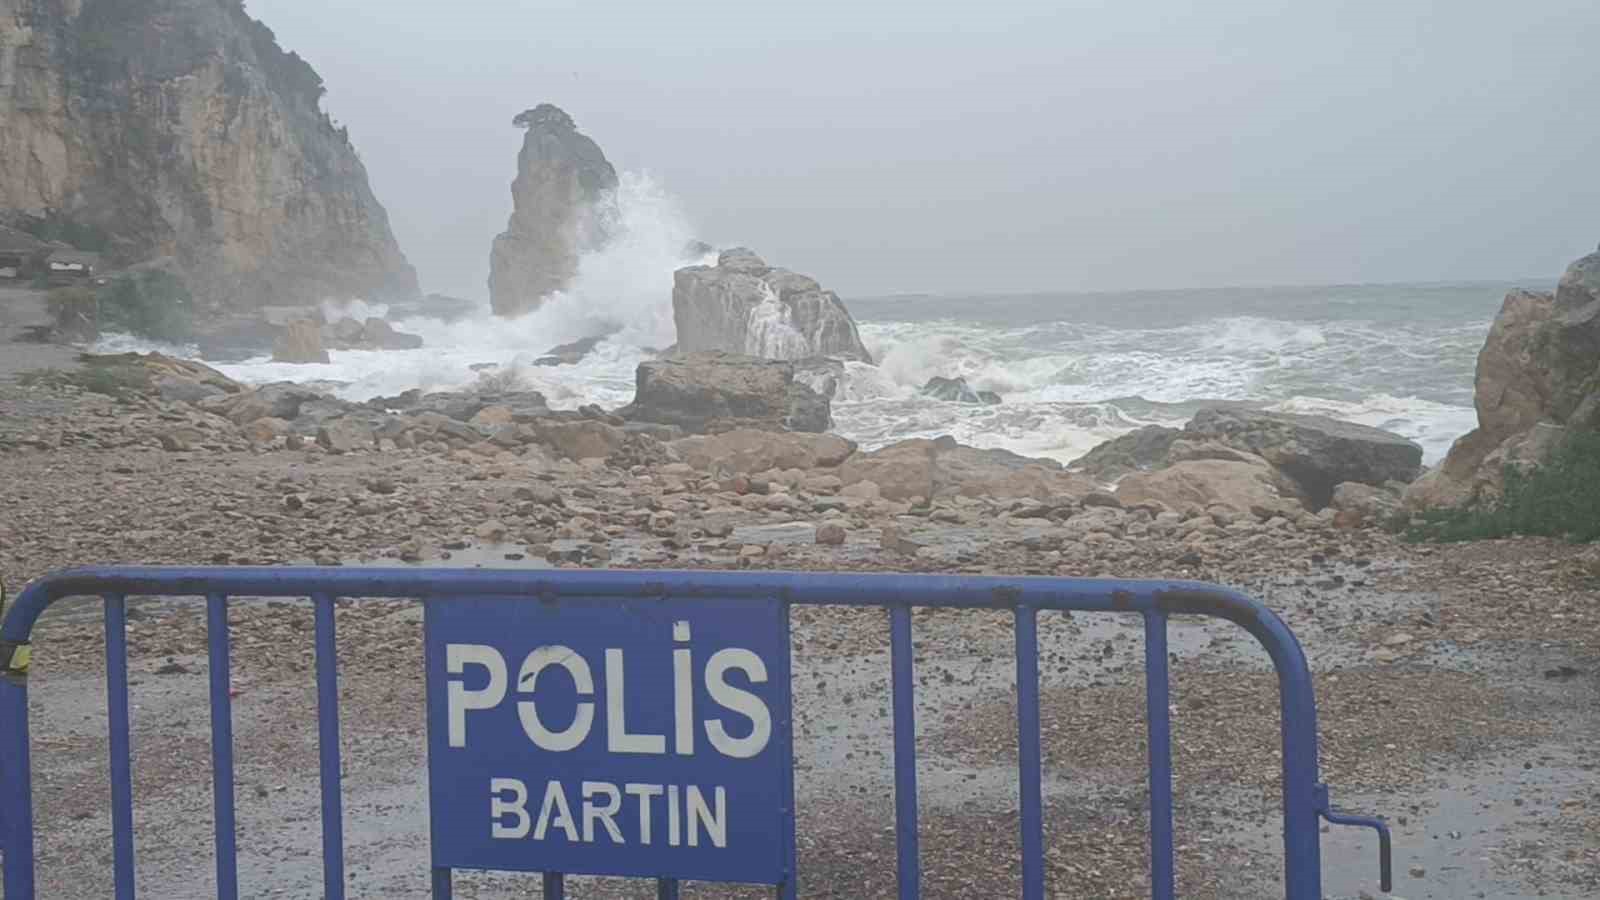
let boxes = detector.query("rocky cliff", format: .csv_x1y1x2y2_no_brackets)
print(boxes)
1405,244,1600,509
488,104,617,317
673,248,873,362
0,0,417,312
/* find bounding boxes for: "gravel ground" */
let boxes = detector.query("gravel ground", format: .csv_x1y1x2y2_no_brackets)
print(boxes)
2,378,1598,899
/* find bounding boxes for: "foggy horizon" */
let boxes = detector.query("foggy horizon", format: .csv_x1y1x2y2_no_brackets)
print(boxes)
255,0,1600,302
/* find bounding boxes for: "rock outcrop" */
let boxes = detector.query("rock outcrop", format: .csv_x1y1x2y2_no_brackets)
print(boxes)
1181,407,1422,507
0,0,417,312
272,319,330,364
1405,245,1600,509
672,249,872,363
921,376,1001,404
1075,406,1422,510
619,352,831,434
488,104,618,317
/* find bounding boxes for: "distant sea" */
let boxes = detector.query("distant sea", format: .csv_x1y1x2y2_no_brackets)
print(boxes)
93,280,1533,470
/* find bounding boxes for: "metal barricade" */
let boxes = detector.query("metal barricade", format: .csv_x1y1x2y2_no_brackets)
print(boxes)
0,567,1391,898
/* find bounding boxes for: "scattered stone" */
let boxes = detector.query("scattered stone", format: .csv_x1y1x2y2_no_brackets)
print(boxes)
316,418,375,454
815,523,847,545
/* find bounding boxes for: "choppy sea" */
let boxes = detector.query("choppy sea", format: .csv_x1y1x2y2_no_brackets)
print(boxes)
95,174,1528,466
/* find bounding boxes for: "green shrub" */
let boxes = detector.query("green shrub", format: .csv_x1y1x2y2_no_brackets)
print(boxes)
17,360,151,398
1407,429,1600,543
46,286,100,341
95,271,194,343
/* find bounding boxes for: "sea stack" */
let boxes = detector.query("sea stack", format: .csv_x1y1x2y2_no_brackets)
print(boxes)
488,104,619,317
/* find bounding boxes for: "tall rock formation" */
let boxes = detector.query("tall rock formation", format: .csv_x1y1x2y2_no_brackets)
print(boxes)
488,104,617,317
673,248,873,363
1405,243,1600,509
0,0,417,311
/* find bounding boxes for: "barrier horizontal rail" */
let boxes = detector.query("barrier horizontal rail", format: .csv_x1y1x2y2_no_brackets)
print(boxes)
0,566,1393,898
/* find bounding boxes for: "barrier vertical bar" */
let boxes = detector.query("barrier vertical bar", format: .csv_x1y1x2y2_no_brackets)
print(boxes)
1143,612,1175,900
890,604,921,900
542,872,565,897
1272,634,1323,899
431,867,453,899
105,593,137,900
1014,604,1044,900
206,593,240,900
657,878,681,898
777,600,798,900
313,593,346,900
0,663,37,897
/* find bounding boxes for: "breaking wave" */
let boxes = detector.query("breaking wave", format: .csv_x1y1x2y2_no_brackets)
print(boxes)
94,174,1508,467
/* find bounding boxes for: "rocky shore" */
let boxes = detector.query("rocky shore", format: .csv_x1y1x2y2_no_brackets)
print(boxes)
2,346,1597,899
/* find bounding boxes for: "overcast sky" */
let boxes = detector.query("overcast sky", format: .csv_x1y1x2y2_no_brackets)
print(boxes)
254,0,1598,300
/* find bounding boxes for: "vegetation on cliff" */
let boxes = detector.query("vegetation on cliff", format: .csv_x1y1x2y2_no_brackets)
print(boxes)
1406,429,1600,543
47,271,195,344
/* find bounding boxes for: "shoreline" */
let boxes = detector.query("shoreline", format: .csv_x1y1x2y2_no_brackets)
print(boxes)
1,371,1597,898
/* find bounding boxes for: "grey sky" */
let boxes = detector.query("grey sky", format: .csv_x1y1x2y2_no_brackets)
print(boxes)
255,0,1599,300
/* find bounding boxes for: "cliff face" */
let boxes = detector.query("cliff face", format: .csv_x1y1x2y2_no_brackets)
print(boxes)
488,104,617,317
1405,243,1600,509
0,0,417,311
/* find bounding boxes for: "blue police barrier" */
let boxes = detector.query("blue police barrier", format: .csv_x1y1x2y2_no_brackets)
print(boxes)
0,567,1392,899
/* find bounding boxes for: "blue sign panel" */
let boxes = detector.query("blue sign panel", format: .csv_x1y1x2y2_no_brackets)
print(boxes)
423,595,793,885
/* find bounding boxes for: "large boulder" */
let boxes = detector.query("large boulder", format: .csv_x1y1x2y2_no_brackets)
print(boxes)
839,436,1093,502
488,104,618,317
670,430,857,474
620,352,831,434
272,319,330,364
1116,456,1307,519
1182,407,1422,507
1070,425,1182,481
672,249,873,363
531,421,627,461
534,335,607,367
921,376,1001,405
202,382,328,426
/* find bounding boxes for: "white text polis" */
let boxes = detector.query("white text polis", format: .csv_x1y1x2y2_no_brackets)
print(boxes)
443,620,772,850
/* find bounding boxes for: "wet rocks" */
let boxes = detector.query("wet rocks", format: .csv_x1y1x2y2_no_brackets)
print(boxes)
534,335,608,367
620,352,831,434
672,248,873,363
324,316,423,351
920,376,1001,405
272,319,331,364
